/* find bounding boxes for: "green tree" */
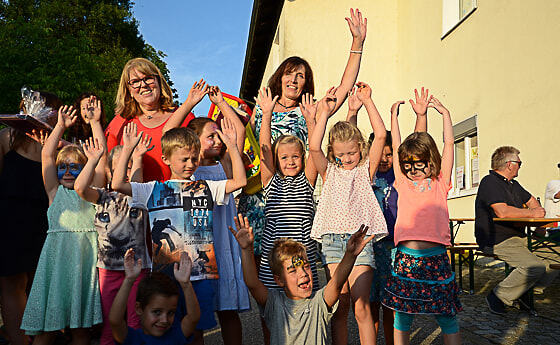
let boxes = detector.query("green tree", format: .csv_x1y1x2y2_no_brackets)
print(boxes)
0,0,175,119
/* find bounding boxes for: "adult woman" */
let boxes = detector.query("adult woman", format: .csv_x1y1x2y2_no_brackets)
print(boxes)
105,57,207,182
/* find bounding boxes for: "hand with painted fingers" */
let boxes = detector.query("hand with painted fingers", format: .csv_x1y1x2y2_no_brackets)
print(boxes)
428,95,450,116
391,101,405,117
254,87,279,116
208,85,226,105
355,81,373,103
121,122,143,151
229,214,254,250
174,251,193,287
347,87,363,113
316,86,338,118
346,8,367,45
132,132,154,160
82,137,105,162
123,248,142,280
216,117,237,149
409,87,430,116
299,93,318,123
185,79,210,107
84,96,103,123
346,224,374,257
57,105,78,128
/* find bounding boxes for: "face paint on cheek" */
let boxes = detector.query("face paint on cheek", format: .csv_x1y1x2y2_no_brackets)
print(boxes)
335,157,343,168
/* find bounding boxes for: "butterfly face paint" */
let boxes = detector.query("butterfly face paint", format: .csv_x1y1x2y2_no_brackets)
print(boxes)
57,163,84,180
287,255,308,270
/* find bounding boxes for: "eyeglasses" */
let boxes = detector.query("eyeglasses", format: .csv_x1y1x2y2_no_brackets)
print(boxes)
128,75,157,89
508,160,522,167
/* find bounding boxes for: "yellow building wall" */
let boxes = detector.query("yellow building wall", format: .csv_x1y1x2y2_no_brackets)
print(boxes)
258,0,560,242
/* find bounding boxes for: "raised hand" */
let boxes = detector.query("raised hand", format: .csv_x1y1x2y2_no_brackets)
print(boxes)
347,87,363,113
216,117,237,149
82,137,104,161
316,87,338,118
391,101,405,117
254,87,278,115
132,133,154,159
346,8,367,44
83,96,102,123
122,122,143,150
57,105,78,128
346,224,374,256
27,129,48,145
208,86,226,105
409,87,430,116
174,251,193,285
185,79,210,106
299,93,318,123
124,248,142,280
229,214,254,250
355,82,372,103
428,95,450,116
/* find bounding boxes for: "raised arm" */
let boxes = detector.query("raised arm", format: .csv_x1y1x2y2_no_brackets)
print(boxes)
42,105,77,202
324,225,373,308
209,86,246,152
390,101,405,180
162,79,209,134
427,96,453,183
300,93,319,186
346,87,362,126
410,87,429,132
332,8,367,113
129,134,154,183
173,251,200,339
309,87,337,179
256,87,279,187
88,96,108,187
355,82,387,180
218,118,247,193
229,215,268,307
111,123,142,196
75,138,104,203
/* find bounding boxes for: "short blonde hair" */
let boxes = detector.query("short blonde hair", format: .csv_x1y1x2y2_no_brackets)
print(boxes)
161,127,201,158
115,58,175,119
398,132,441,179
327,121,368,165
272,135,306,177
56,144,87,166
491,146,520,170
270,239,307,277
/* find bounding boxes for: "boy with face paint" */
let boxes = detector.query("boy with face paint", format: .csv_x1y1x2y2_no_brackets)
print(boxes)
229,215,374,345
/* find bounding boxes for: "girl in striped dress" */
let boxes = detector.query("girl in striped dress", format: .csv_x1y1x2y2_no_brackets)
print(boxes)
255,87,328,291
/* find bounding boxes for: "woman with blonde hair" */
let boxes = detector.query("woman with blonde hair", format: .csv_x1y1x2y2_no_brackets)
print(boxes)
105,57,209,181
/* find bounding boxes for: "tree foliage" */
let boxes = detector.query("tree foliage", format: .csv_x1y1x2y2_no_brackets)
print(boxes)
0,0,174,118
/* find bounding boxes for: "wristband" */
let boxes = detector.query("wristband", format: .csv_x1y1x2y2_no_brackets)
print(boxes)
350,50,363,54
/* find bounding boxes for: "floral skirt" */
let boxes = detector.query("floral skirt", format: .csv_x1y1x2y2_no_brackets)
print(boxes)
370,239,394,302
382,245,462,316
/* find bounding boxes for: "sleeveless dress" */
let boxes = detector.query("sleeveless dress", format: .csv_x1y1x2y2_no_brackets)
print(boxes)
259,171,319,290
193,163,250,311
0,151,48,276
21,186,102,334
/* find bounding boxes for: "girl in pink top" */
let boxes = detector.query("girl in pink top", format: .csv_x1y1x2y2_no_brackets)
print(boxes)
310,83,388,345
382,89,462,345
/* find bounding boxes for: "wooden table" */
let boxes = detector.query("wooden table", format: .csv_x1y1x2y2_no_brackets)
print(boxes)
449,217,475,245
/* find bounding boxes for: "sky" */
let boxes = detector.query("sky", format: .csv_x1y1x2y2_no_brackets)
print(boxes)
132,0,254,117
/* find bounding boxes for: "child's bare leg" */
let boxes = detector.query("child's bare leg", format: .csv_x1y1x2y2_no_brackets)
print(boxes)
0,274,30,345
443,332,461,345
326,263,350,345
31,332,55,345
394,329,410,345
371,301,381,335
382,306,395,345
217,310,242,345
349,265,376,345
70,328,90,345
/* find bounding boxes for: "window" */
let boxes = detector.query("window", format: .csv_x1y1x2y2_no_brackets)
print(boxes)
449,115,478,198
442,0,477,39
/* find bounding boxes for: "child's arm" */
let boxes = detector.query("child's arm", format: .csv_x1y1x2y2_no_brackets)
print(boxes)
229,214,268,307
331,8,367,114
355,82,387,180
173,252,200,339
323,225,373,308
111,123,143,196
218,118,247,193
409,87,429,132
88,96,108,188
428,96,454,183
162,79,209,134
109,248,142,343
130,134,154,183
75,138,105,203
309,88,338,180
42,105,77,202
209,86,246,153
256,87,279,187
346,87,362,126
390,101,406,180
299,93,319,186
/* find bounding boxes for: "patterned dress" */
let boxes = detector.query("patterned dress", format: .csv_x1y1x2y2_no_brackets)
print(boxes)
259,172,318,290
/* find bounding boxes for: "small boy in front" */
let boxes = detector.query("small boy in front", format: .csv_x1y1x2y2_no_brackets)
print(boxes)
229,215,375,345
109,248,200,344
112,122,247,341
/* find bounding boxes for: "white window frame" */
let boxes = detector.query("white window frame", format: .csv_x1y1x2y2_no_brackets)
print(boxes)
442,0,478,39
448,115,478,199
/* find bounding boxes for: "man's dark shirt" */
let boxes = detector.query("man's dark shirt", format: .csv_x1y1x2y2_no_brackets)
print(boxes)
475,170,532,249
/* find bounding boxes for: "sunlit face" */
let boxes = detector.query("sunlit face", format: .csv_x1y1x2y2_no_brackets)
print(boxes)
332,140,361,170
110,152,133,181
79,98,92,124
507,155,522,178
402,155,431,181
57,159,84,189
276,143,304,177
274,254,313,300
281,65,306,101
378,146,393,173
199,122,223,159
128,68,161,109
135,294,177,337
162,147,200,180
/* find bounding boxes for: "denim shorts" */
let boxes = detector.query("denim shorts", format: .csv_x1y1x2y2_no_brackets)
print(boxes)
320,233,375,268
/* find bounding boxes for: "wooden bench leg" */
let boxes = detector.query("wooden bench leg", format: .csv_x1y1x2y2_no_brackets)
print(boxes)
468,249,475,294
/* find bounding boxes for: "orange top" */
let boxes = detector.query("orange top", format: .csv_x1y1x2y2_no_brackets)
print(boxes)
393,173,452,246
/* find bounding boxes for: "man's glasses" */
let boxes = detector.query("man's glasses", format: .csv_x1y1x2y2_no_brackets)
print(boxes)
128,75,157,89
508,160,522,167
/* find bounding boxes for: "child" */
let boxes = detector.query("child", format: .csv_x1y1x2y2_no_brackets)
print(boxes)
187,86,250,345
74,123,153,345
69,93,107,142
109,248,200,344
112,120,246,344
309,83,388,345
382,91,462,345
229,214,373,345
255,86,319,291
21,105,103,344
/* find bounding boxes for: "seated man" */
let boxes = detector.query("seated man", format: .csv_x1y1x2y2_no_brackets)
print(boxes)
475,146,559,314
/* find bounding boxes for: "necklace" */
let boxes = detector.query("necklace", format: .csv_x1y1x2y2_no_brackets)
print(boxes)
276,100,297,110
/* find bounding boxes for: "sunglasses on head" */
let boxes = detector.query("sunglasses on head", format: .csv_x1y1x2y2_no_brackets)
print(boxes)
57,163,83,180
402,160,428,174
